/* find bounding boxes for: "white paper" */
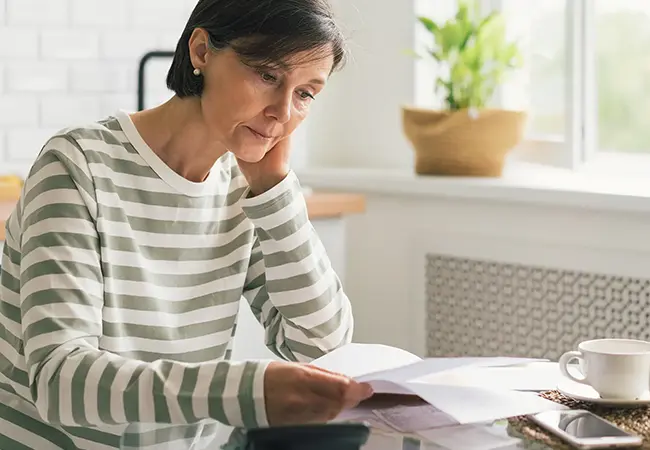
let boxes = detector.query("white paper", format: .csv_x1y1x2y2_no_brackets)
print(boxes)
315,344,561,428
362,379,416,395
372,403,458,433
404,383,566,424
312,344,544,384
356,356,546,386
414,361,561,392
311,343,421,378
333,398,458,432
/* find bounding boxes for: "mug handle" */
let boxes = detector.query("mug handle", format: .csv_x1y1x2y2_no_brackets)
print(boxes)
558,350,588,384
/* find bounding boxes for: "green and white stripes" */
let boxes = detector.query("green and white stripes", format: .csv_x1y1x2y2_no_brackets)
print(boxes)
0,110,353,449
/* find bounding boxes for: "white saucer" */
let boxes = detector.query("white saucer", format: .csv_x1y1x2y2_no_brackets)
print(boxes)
557,378,650,407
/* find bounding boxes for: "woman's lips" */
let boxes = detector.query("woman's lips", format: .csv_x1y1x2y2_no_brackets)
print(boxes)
245,126,273,140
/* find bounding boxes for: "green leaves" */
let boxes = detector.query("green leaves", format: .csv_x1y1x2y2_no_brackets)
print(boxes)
414,0,522,110
418,16,439,35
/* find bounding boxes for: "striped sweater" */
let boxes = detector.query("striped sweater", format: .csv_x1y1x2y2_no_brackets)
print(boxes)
0,111,353,449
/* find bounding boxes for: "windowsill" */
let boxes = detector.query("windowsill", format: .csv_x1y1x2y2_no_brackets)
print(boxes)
296,161,650,214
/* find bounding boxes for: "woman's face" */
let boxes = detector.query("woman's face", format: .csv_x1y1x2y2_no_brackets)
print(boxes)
190,30,334,163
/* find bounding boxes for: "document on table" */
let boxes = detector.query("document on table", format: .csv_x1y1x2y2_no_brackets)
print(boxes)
310,343,422,378
313,343,564,426
371,403,458,433
333,398,458,433
311,343,544,390
413,361,562,392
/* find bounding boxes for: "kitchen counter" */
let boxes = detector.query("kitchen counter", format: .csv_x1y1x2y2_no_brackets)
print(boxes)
305,192,365,219
0,193,365,242
0,202,15,241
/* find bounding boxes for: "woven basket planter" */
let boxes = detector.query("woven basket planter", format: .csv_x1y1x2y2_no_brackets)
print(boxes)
402,106,527,177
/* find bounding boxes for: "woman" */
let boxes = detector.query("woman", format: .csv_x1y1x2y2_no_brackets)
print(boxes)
0,0,373,448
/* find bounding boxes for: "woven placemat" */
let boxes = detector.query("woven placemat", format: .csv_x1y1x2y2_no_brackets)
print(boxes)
508,391,650,449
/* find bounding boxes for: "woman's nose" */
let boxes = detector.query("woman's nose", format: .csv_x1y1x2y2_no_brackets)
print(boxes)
265,91,292,124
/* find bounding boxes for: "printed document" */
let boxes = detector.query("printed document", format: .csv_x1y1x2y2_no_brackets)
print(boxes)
313,343,563,427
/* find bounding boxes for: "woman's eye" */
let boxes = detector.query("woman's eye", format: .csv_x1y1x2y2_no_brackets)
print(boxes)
261,72,277,83
299,91,315,100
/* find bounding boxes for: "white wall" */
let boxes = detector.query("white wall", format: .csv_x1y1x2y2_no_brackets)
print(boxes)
0,0,196,175
303,0,465,170
305,0,419,170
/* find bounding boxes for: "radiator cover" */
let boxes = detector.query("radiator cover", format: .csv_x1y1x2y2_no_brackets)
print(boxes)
426,254,650,360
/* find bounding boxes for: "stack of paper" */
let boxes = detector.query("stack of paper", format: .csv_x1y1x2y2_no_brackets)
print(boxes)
312,343,564,434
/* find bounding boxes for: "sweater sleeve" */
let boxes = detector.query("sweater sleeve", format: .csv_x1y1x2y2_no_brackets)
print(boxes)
18,144,269,429
239,171,354,362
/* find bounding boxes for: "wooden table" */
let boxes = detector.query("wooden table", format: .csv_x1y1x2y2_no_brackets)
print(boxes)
0,193,365,242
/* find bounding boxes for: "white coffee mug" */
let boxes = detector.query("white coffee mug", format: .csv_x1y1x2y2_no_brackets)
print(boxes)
558,338,650,400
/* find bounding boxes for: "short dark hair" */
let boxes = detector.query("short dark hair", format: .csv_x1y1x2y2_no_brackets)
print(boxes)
166,0,347,98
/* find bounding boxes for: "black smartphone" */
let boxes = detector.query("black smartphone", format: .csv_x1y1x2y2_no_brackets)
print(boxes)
245,423,371,450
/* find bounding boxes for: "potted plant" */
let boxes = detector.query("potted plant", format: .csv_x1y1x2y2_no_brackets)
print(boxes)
403,0,527,176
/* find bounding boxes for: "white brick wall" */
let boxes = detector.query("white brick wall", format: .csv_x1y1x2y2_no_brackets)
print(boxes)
0,0,197,175
7,0,68,26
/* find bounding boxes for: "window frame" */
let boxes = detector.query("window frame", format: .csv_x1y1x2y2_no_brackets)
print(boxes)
503,0,649,173
565,0,598,170
497,0,593,170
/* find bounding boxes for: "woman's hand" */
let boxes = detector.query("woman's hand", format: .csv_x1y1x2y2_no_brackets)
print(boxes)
264,361,374,426
237,137,291,196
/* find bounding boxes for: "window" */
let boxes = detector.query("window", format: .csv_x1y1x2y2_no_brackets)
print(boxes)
500,0,566,140
595,0,650,154
415,0,650,172
503,0,650,168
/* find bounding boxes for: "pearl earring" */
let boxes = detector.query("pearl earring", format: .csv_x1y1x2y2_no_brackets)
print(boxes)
193,68,201,76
